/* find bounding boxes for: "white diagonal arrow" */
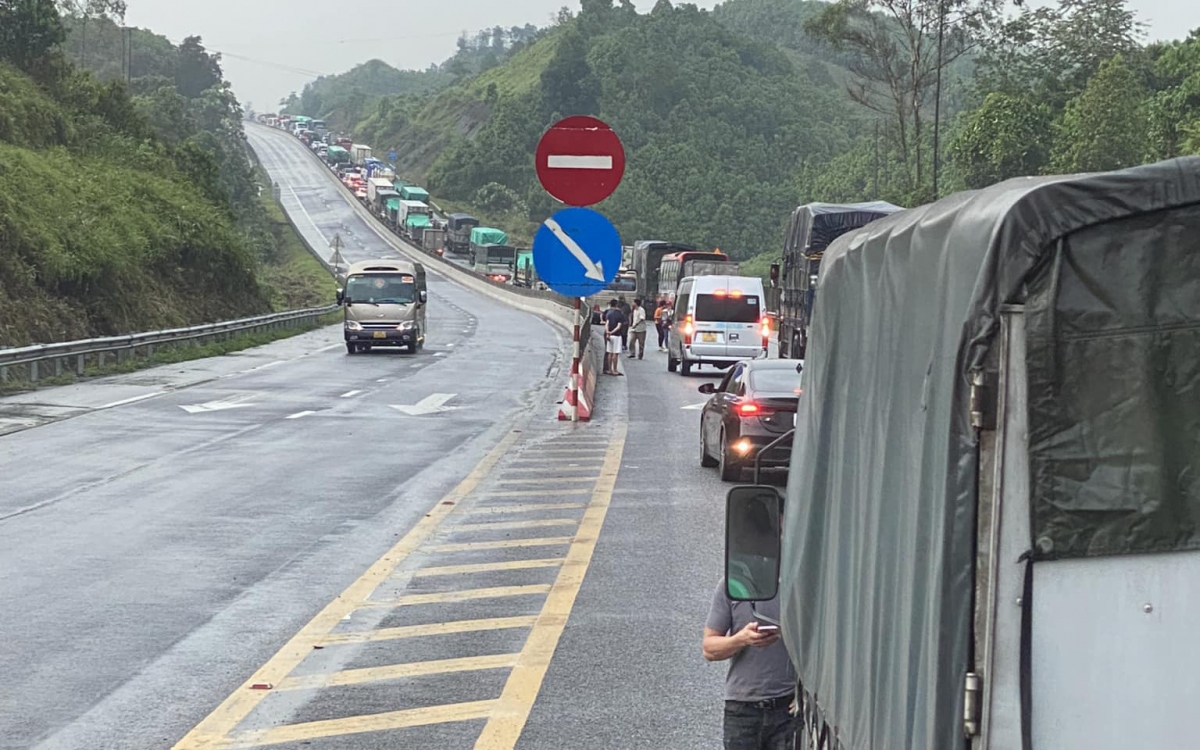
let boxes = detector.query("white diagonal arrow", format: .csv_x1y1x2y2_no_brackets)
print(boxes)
179,394,256,414
680,402,708,411
543,217,606,282
389,393,458,416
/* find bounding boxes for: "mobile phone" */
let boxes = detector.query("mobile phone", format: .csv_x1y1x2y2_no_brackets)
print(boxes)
756,624,779,634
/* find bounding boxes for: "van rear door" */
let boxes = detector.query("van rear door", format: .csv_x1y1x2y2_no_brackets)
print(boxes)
693,285,761,358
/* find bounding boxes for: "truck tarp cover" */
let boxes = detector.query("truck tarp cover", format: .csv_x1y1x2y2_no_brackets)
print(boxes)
780,157,1200,750
470,227,508,246
406,214,432,228
784,201,903,259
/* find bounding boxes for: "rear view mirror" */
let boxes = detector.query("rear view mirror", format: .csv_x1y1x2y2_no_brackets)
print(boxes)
725,486,782,602
698,383,716,394
336,288,344,305
419,290,428,304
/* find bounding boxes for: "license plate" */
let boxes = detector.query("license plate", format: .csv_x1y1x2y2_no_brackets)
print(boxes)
701,332,718,343
373,331,387,339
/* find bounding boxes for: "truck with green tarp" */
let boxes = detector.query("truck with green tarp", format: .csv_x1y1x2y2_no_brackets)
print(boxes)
397,199,432,242
719,156,1200,750
397,185,430,204
324,145,350,166
469,227,515,282
513,249,538,288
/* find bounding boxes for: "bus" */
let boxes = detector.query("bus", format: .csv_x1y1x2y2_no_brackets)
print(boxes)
657,250,740,303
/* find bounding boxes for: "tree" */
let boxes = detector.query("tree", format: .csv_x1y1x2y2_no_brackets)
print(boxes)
0,0,66,78
175,35,221,98
806,0,1001,201
948,92,1053,188
1050,54,1149,173
540,26,598,117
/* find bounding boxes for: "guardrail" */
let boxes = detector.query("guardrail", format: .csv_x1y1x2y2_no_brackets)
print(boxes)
0,305,337,385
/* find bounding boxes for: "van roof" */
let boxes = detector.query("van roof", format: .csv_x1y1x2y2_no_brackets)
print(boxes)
682,274,764,290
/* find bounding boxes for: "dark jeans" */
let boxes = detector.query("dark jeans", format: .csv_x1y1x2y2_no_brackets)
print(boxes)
657,323,669,347
723,699,796,750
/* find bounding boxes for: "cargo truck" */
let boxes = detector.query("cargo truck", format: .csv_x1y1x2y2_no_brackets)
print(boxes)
366,177,394,207
721,157,1200,750
446,214,480,255
631,240,696,301
350,144,372,166
397,200,432,242
398,185,430,204
777,201,903,359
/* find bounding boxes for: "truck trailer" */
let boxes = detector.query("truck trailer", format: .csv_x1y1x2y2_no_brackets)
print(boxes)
350,144,372,166
722,157,1200,750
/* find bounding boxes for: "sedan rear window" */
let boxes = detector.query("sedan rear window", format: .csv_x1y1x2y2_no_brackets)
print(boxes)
695,294,760,322
749,368,801,393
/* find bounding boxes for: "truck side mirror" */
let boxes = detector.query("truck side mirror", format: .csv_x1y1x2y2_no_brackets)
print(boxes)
769,263,780,287
336,288,344,305
725,485,783,601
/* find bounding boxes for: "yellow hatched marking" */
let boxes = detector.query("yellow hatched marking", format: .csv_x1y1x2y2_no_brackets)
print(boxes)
223,700,499,749
361,584,550,608
500,466,601,473
465,503,586,515
452,519,578,532
475,423,627,749
494,476,598,486
414,558,565,577
319,616,538,645
477,489,591,498
170,430,522,750
277,653,518,691
429,537,574,553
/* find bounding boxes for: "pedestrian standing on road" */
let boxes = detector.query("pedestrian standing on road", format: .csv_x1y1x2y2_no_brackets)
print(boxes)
617,295,632,352
703,576,798,749
604,299,626,376
658,301,674,352
654,299,670,351
628,299,648,360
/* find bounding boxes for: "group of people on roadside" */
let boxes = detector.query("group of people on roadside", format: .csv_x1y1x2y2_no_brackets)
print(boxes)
595,296,675,376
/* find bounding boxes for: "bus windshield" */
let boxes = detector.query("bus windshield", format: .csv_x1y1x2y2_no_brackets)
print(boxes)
345,274,415,304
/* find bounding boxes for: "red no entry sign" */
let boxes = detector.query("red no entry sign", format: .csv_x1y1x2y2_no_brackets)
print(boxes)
535,116,625,207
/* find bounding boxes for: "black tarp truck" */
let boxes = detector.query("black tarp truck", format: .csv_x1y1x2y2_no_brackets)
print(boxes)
631,240,695,301
777,201,902,359
722,158,1200,749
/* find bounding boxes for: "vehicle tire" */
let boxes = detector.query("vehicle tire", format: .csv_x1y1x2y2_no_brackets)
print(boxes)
667,354,678,373
406,329,419,354
719,429,742,482
680,356,693,376
700,425,718,468
346,343,356,355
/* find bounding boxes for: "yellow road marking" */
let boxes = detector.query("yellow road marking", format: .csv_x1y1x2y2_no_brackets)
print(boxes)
452,518,578,532
500,465,602,473
414,558,565,577
224,700,499,749
319,616,538,645
477,489,591,498
465,503,586,515
361,584,551,608
277,653,519,691
527,448,608,453
171,430,523,750
494,476,599,485
429,537,575,553
475,423,626,749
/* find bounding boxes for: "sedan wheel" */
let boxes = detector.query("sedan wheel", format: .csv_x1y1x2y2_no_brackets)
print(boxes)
719,429,742,482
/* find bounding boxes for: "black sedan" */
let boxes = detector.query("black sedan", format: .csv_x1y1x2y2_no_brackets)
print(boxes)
698,359,803,481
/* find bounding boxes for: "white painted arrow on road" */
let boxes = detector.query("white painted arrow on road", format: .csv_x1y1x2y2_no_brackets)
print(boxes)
543,217,606,281
681,402,708,411
390,393,458,416
179,394,256,414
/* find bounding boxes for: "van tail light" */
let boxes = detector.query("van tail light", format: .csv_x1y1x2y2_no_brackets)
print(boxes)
682,315,694,345
760,317,771,339
738,401,774,417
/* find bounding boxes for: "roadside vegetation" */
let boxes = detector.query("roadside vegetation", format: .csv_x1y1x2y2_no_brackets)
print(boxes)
285,0,1200,280
0,1,330,348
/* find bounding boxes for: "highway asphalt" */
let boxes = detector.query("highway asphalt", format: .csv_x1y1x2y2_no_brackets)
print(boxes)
0,126,763,749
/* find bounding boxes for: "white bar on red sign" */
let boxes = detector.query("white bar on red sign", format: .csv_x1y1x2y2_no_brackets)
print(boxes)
547,155,613,170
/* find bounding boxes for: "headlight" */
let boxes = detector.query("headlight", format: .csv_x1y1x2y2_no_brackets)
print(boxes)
345,321,362,331
396,321,415,331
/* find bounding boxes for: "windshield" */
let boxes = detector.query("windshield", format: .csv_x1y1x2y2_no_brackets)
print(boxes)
344,274,415,304
750,368,802,394
694,294,760,322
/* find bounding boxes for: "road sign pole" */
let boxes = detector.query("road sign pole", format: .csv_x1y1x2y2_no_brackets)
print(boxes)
570,297,582,423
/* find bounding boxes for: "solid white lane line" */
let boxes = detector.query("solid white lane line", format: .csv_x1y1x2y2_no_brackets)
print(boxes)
340,390,363,398
97,392,165,410
286,411,316,420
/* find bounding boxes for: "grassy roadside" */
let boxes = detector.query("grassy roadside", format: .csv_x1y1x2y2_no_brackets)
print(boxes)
0,311,340,396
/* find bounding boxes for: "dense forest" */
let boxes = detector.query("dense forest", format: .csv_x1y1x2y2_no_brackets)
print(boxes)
285,0,1200,268
0,1,324,346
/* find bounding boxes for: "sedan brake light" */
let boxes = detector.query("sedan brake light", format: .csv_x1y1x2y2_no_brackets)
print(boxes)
738,401,774,417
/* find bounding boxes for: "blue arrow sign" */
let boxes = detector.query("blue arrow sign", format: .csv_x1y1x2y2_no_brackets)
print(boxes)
532,208,621,297
387,150,398,162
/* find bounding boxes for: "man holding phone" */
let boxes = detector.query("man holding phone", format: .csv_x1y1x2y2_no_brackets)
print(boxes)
703,580,797,749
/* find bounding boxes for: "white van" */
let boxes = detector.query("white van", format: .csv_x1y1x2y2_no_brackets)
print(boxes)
668,275,769,375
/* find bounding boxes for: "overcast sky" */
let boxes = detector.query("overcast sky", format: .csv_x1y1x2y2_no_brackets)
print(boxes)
122,0,1198,110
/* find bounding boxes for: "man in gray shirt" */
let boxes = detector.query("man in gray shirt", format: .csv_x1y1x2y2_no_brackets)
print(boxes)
703,582,798,749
